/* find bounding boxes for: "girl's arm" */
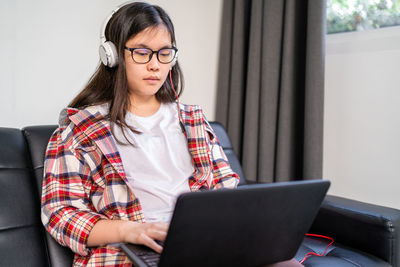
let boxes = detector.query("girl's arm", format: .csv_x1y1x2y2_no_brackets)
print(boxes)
41,128,105,256
87,220,168,253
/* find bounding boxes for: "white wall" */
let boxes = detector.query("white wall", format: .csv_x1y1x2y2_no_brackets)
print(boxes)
0,0,222,128
324,26,400,209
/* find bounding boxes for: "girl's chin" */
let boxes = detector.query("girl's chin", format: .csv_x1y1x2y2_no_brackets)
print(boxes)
129,89,161,99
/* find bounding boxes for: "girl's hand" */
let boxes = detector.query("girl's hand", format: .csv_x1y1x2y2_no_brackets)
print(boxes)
120,221,169,253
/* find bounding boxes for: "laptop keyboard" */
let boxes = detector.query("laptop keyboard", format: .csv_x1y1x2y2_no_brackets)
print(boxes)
136,250,160,266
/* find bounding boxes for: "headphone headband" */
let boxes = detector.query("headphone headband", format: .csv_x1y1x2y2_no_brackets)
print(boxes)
99,9,118,44
100,1,135,43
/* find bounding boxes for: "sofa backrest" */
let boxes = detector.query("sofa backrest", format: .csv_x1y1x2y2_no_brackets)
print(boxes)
0,127,52,266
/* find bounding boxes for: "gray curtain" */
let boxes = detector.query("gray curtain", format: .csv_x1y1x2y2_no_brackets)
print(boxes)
216,0,326,183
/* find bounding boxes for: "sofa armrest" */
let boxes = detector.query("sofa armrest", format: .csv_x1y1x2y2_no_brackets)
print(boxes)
309,195,400,267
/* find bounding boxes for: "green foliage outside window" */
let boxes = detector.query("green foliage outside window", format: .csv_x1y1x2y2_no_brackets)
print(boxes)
327,0,400,34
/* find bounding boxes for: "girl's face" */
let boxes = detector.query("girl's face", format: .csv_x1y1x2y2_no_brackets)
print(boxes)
124,25,173,103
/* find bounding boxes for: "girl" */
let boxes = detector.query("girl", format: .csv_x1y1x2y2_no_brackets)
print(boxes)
41,2,238,266
41,2,301,266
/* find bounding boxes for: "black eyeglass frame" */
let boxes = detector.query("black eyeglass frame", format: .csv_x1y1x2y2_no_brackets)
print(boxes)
124,46,178,64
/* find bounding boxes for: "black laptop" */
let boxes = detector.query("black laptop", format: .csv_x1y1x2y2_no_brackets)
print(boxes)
121,180,330,267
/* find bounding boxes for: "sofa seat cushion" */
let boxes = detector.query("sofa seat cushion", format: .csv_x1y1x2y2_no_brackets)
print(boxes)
296,236,392,267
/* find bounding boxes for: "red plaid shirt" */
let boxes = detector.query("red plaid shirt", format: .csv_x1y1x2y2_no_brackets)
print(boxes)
41,103,239,266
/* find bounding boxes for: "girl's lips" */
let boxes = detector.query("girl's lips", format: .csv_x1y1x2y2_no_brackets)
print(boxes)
144,76,160,80
143,77,160,84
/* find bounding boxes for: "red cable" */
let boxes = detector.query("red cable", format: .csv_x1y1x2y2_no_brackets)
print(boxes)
299,233,334,264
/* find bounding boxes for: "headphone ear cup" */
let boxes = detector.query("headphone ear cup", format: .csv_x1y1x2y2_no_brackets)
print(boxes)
99,41,118,67
170,58,177,68
170,50,178,68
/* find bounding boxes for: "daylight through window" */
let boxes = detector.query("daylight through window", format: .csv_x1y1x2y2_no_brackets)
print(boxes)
327,0,400,34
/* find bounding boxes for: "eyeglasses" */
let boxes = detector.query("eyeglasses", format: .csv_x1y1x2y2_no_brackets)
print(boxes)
124,46,178,64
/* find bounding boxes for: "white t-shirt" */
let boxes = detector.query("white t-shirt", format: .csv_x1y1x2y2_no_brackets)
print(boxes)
113,103,193,222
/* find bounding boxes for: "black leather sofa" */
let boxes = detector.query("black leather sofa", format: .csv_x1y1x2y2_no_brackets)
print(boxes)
0,123,399,267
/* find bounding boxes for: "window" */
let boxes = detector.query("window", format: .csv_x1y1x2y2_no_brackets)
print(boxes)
327,0,400,34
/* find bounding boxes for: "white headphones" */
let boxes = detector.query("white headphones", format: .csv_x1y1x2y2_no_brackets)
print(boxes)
99,2,178,68
99,4,122,68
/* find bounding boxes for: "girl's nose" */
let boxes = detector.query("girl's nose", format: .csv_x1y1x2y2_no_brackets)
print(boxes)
147,54,160,71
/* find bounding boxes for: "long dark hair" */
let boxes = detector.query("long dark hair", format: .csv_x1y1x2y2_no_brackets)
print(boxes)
69,2,184,141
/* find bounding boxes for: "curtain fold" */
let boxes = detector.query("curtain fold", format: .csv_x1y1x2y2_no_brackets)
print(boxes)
216,0,326,183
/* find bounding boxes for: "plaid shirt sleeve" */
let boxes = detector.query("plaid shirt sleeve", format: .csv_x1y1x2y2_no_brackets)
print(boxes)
41,126,107,256
202,113,240,189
